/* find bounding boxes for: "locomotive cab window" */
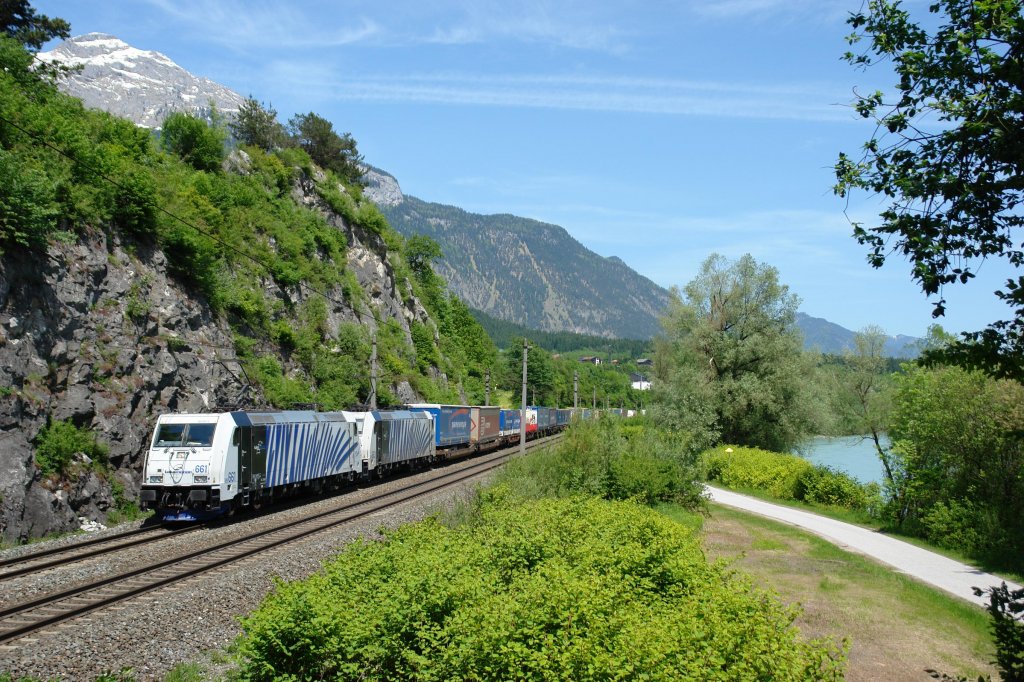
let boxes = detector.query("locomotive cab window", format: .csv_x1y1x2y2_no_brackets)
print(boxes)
153,423,216,448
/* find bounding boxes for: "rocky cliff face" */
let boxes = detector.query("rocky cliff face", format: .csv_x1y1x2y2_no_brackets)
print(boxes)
363,167,406,207
0,164,430,543
37,33,245,128
379,194,670,339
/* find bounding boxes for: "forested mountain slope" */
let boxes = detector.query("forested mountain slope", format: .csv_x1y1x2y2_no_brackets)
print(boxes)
366,169,670,339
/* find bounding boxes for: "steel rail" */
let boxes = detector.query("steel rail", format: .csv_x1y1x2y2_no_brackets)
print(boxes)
0,526,202,581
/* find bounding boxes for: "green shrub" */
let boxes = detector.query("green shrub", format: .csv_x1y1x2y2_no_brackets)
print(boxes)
355,201,389,236
160,112,225,172
978,582,1024,682
497,419,703,508
246,147,294,196
34,419,108,476
704,445,811,499
795,466,871,510
919,499,991,555
237,496,846,681
316,180,357,224
0,148,59,250
275,145,313,178
106,478,144,525
410,320,440,371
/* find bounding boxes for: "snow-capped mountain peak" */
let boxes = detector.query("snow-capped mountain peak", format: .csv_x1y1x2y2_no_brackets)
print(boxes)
37,33,245,128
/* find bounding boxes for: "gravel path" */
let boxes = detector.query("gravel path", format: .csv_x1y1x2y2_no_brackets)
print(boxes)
705,485,1022,608
0,463,495,681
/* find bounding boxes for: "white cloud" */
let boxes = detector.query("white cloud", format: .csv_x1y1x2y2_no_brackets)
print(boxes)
302,72,855,122
140,0,631,53
423,1,629,52
687,0,852,23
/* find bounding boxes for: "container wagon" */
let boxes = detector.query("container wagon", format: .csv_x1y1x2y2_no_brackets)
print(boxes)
499,408,522,443
470,406,501,448
406,404,473,454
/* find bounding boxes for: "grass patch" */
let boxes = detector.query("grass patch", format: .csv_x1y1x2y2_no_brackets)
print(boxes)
751,535,788,551
700,503,997,682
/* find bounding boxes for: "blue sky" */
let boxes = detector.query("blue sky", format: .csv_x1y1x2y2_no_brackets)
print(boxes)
37,0,1016,338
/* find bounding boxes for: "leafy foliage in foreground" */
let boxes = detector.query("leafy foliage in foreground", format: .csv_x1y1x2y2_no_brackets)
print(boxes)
237,495,846,681
975,582,1024,682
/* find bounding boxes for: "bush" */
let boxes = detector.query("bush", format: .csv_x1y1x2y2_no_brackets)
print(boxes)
237,496,846,681
160,112,225,172
0,148,59,250
918,499,991,555
704,445,811,499
497,418,704,508
34,419,108,476
976,582,1024,682
795,466,871,510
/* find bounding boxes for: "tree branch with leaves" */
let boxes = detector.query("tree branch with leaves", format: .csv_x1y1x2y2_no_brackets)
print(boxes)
835,0,1024,380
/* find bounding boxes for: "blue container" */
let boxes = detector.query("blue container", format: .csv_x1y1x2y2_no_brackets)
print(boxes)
499,408,522,435
555,409,571,426
407,404,472,448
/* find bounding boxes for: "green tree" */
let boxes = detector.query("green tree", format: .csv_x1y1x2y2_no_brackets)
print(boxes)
288,112,364,184
160,111,225,172
832,327,895,466
1,0,69,50
888,364,1024,565
504,338,557,405
653,253,818,452
229,96,287,151
835,0,1024,380
405,233,443,279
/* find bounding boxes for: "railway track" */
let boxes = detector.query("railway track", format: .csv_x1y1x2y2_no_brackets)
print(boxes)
0,433,561,646
0,525,202,581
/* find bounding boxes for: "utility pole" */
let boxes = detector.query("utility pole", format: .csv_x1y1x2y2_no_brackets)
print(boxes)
520,339,527,455
592,387,596,410
484,368,490,407
369,327,378,410
573,371,578,409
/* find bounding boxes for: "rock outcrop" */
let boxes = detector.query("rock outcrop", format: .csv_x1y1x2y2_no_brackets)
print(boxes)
0,172,431,543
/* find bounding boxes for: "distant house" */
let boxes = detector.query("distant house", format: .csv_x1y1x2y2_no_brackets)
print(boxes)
630,372,651,391
636,358,653,366
579,356,602,365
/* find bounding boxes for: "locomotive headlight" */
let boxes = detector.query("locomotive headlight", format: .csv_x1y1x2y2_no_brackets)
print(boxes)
148,475,163,483
194,475,209,484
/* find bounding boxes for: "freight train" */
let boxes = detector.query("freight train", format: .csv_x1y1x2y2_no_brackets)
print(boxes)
139,404,581,522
